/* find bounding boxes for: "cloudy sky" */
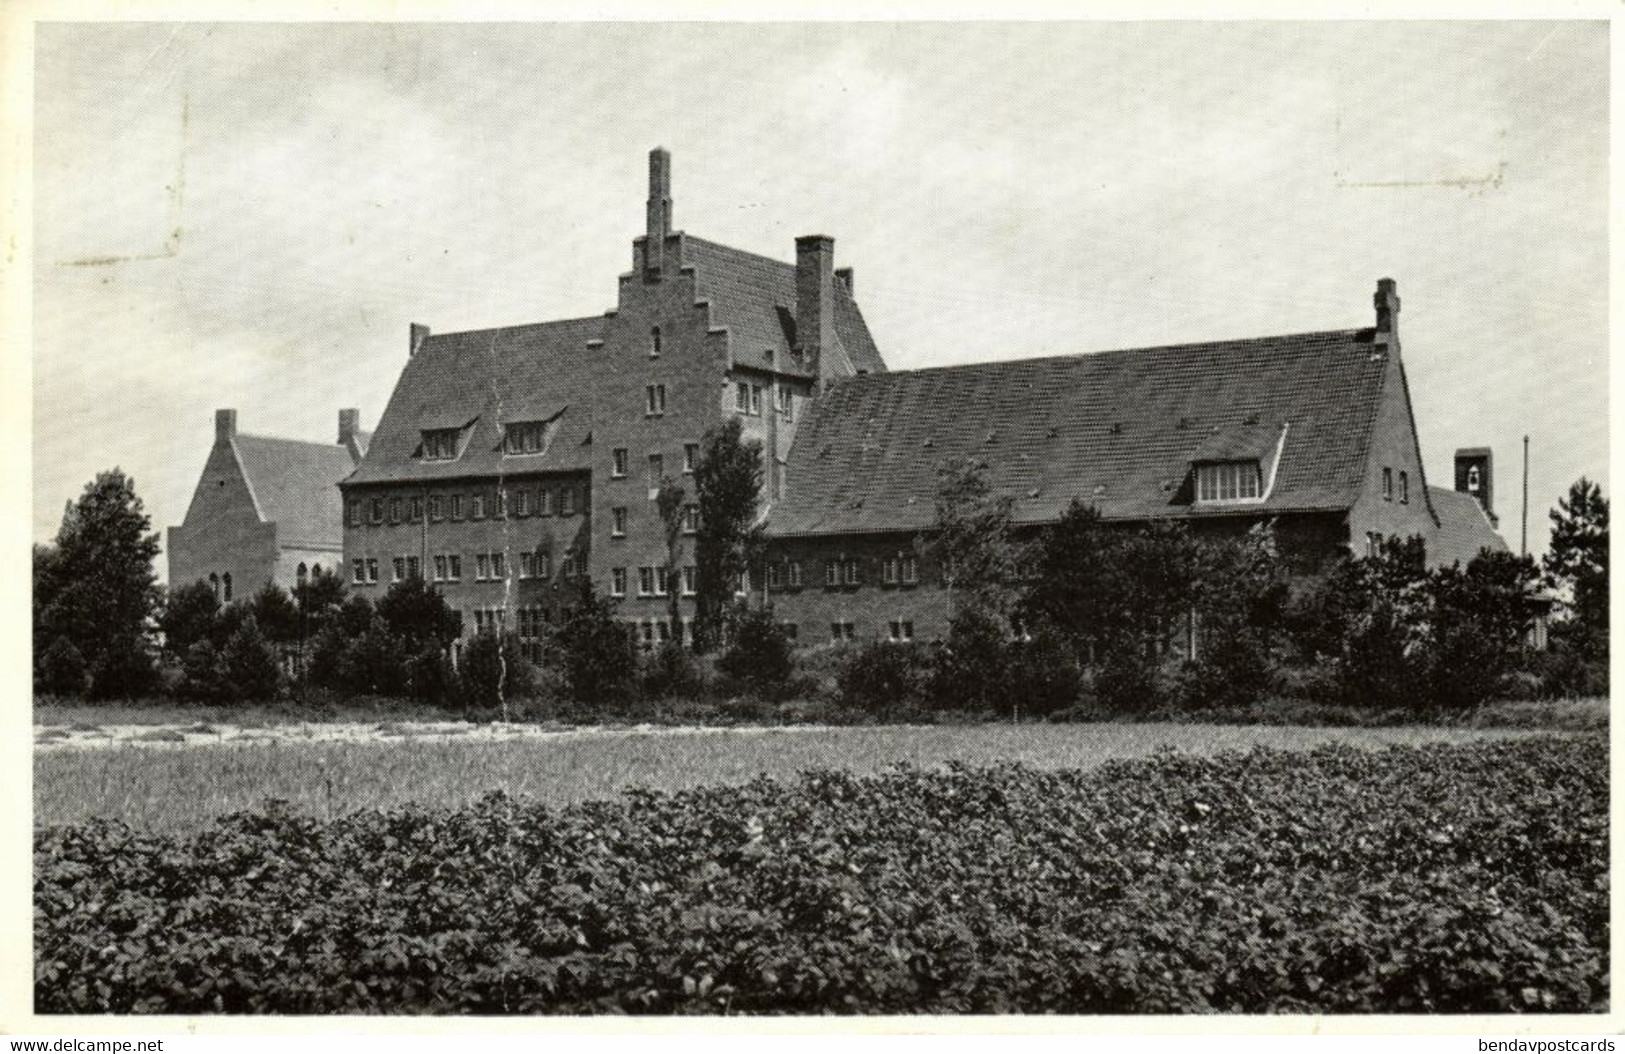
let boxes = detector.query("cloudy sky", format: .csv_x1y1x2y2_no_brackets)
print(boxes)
33,20,1607,570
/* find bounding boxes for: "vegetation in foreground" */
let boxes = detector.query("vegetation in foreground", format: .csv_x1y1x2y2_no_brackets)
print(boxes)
32,719,1563,834
36,734,1607,1014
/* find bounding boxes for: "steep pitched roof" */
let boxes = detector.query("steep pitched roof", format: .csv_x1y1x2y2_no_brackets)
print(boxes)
771,328,1393,537
684,236,886,377
1426,485,1510,568
345,316,605,485
232,434,357,549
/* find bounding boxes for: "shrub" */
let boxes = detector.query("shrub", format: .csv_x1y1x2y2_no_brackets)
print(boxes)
336,618,406,698
717,607,795,691
1092,650,1162,714
642,641,704,703
927,606,1008,713
837,640,930,716
1002,630,1083,718
218,615,283,702
157,581,221,659
36,636,88,698
84,636,159,701
173,640,226,702
553,579,638,710
457,630,534,714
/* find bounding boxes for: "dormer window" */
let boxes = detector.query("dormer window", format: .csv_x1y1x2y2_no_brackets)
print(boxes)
1196,461,1263,503
503,420,550,456
422,428,462,461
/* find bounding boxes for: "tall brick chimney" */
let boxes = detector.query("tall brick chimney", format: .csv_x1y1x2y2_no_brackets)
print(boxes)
1374,277,1400,345
409,322,430,358
338,408,359,446
645,147,672,276
215,408,237,445
796,234,836,390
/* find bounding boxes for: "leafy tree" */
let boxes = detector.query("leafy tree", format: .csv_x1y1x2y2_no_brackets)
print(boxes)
928,605,1011,714
656,476,688,644
457,629,533,713
1426,550,1540,710
336,594,377,638
1183,524,1291,707
717,607,794,690
218,614,282,701
553,577,639,708
1308,536,1431,709
158,581,221,659
293,566,347,636
337,617,407,697
248,582,301,645
692,418,763,653
376,574,460,653
36,637,88,698
35,470,161,698
1544,477,1608,658
837,640,930,715
926,458,1017,620
174,640,226,702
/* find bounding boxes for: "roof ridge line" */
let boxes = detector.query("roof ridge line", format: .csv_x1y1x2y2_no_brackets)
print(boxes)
683,234,794,270
426,314,607,341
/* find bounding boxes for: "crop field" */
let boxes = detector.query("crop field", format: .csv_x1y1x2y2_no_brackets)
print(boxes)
31,720,1557,834
35,734,1607,1014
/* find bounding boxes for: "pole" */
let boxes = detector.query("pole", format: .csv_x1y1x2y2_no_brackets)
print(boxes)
1521,434,1530,558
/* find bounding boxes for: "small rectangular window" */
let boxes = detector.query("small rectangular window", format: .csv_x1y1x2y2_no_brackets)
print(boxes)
434,555,447,582
682,504,699,534
347,500,362,527
767,563,783,590
645,384,667,417
882,557,898,585
520,552,534,578
844,559,860,586
682,566,697,595
1400,471,1409,504
735,382,750,413
476,553,490,581
410,497,424,523
352,558,365,584
638,567,654,597
448,555,461,581
422,428,461,461
536,552,550,579
494,492,507,519
515,491,530,517
901,556,919,585
429,495,443,522
537,488,551,516
389,498,401,524
471,494,485,520
612,448,629,477
1382,467,1394,501
370,498,384,525
788,561,803,588
683,443,699,473
611,507,627,537
406,556,420,580
611,567,627,597
777,386,794,420
648,454,664,498
366,558,379,583
825,559,839,587
450,495,464,521
655,567,669,597
560,486,576,516
492,552,505,580
750,385,762,416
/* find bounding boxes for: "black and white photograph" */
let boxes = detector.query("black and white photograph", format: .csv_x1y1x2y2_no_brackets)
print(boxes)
17,12,1612,1027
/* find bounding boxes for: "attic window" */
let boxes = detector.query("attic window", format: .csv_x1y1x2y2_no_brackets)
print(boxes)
503,421,550,456
422,428,462,461
1196,461,1263,503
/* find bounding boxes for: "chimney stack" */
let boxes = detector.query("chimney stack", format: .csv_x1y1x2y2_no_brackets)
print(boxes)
645,147,673,276
1374,277,1400,345
796,235,837,390
1455,447,1496,527
409,322,430,358
214,408,237,444
835,267,854,295
338,408,359,446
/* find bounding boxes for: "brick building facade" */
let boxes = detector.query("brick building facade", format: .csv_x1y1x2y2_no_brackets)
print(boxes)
168,408,368,598
342,148,1510,649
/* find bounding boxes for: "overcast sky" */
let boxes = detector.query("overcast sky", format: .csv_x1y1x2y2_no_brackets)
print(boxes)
32,20,1608,571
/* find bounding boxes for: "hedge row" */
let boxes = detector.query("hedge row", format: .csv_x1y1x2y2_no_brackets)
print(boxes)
36,734,1607,1014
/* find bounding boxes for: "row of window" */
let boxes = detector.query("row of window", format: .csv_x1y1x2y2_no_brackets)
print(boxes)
611,444,699,483
348,484,583,528
1380,467,1411,504
733,381,795,420
351,551,583,586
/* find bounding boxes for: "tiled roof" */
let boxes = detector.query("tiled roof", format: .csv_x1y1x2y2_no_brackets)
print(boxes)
345,316,605,486
770,328,1392,537
232,434,358,549
1426,485,1510,568
684,236,886,377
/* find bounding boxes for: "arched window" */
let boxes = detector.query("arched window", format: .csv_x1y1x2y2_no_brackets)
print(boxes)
297,562,308,583
222,573,233,602
650,326,661,358
1467,466,1481,492
311,563,321,576
209,573,220,599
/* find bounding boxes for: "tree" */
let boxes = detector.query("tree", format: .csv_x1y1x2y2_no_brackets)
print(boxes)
36,637,88,698
1426,550,1540,710
248,582,301,645
34,470,162,698
218,614,283,702
376,575,460,654
1544,477,1608,658
158,581,221,659
553,577,639,709
717,606,795,690
457,629,533,713
925,458,1017,620
656,476,687,644
293,566,347,637
692,418,763,653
